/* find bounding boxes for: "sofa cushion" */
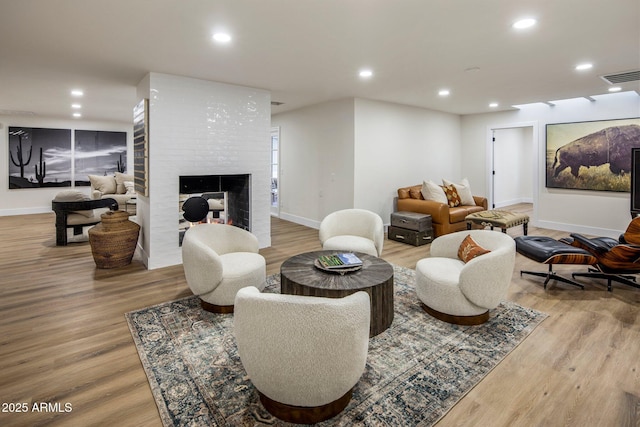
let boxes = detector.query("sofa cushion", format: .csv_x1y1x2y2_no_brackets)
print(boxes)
449,206,470,223
442,184,461,207
89,175,117,195
53,190,88,202
53,190,95,218
115,172,135,194
443,178,476,206
458,234,491,263
421,180,448,204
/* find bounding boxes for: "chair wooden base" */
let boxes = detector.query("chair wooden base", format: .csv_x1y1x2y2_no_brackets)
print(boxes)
258,389,352,424
421,303,489,325
200,299,234,313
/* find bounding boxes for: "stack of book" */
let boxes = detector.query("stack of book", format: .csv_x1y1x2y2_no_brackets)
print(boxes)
317,253,363,269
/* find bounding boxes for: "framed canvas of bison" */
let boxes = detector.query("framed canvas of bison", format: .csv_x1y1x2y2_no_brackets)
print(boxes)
546,118,640,192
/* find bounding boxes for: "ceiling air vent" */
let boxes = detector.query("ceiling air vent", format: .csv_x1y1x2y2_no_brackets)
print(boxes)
600,70,640,85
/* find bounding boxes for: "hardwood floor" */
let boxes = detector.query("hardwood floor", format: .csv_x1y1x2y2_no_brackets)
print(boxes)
1,207,638,426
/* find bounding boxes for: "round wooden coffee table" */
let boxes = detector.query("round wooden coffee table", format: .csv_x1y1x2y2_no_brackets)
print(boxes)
280,251,394,337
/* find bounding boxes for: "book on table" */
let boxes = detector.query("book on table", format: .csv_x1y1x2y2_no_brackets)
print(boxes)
318,253,363,269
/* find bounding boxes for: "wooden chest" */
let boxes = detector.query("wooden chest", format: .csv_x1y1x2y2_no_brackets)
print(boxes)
390,211,432,232
388,226,434,246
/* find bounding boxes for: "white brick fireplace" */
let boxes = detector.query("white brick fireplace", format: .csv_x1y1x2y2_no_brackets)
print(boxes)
136,73,271,269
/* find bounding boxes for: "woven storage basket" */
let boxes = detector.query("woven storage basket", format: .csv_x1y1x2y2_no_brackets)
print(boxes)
89,210,140,269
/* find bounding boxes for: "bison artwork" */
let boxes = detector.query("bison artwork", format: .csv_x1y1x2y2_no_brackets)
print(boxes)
552,125,640,178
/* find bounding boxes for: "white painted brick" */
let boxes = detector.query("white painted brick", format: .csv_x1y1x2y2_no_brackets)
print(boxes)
140,73,271,269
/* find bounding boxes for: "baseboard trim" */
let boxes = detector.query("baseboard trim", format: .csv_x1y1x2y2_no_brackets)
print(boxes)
279,212,321,229
0,206,52,216
536,220,621,240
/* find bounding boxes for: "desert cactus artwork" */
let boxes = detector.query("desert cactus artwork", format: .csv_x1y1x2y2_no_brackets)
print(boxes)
10,131,33,178
35,147,47,185
117,153,125,173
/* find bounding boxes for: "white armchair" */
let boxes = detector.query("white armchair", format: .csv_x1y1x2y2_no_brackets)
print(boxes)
181,223,266,313
319,208,384,257
415,230,516,325
234,287,370,424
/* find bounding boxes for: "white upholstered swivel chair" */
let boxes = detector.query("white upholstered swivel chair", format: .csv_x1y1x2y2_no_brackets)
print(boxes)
234,287,370,424
181,223,266,313
415,230,516,325
319,208,384,257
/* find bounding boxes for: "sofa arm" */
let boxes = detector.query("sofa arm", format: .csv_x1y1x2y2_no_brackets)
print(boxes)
473,196,488,209
91,189,103,200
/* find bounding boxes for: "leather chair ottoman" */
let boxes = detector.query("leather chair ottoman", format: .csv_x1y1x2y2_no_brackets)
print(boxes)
515,236,596,289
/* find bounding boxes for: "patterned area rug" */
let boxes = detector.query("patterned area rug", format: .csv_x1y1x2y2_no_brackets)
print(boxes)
126,266,547,426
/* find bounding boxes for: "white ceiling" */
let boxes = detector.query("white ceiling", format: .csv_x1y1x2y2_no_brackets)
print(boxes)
1,0,639,124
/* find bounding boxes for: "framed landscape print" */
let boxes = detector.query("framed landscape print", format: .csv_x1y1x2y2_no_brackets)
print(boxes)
74,130,127,186
8,127,72,189
545,117,640,192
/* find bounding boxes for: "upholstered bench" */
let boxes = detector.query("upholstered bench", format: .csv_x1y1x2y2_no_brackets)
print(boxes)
466,209,529,235
514,236,596,289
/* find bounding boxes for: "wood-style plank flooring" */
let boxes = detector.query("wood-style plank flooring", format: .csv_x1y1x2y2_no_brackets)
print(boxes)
0,206,638,426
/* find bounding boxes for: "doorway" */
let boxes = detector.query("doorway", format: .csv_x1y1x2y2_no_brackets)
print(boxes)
488,122,537,213
270,127,280,216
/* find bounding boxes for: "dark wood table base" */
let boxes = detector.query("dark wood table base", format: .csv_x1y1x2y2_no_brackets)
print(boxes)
258,389,352,424
280,251,394,337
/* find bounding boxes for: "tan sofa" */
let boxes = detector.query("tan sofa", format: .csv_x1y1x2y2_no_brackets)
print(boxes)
89,172,136,212
396,184,487,237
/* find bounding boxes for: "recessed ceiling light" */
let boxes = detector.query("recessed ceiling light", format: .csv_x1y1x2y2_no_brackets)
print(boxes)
438,89,450,97
71,89,83,97
359,69,373,78
73,112,82,118
575,63,593,71
489,102,499,108
608,86,622,92
212,33,232,43
513,18,537,29
71,104,82,109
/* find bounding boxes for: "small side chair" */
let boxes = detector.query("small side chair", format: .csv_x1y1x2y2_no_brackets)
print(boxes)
234,287,370,424
415,230,516,325
52,190,118,246
181,223,266,312
319,208,384,257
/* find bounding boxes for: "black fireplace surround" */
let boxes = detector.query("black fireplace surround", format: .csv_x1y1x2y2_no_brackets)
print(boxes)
179,174,251,231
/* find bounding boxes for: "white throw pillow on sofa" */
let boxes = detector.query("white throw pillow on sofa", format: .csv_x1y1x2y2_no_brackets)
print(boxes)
421,180,448,204
124,181,136,195
88,175,117,195
115,172,135,194
442,177,476,206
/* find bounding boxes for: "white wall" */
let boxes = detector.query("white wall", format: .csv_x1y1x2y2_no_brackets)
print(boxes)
1,116,132,216
353,99,461,224
461,91,640,238
137,73,271,270
272,98,462,227
271,99,355,228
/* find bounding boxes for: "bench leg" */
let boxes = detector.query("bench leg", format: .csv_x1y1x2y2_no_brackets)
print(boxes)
56,225,67,246
523,222,528,236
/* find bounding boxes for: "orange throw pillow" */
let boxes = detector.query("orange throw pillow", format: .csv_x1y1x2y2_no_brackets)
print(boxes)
442,184,461,208
458,234,491,263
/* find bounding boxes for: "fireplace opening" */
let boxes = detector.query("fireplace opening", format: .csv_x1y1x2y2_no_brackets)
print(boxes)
179,174,251,245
